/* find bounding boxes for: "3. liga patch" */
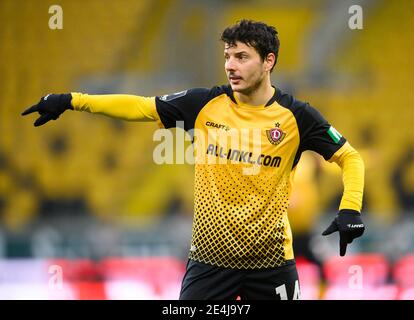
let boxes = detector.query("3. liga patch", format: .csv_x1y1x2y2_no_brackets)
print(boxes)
159,90,188,102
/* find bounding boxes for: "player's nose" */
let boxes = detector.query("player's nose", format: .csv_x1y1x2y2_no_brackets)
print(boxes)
225,57,237,72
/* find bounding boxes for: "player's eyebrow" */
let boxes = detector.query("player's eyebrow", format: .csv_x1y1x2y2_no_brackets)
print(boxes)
224,50,249,56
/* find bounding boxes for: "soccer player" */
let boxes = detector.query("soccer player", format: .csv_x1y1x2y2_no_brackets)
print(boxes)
22,20,365,300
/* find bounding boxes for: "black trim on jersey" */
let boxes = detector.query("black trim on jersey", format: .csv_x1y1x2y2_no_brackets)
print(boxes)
155,86,226,131
156,85,281,131
222,85,237,104
222,85,278,107
156,85,345,169
274,88,346,169
265,85,279,107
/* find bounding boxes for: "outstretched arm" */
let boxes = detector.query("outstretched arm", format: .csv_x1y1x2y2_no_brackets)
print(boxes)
71,93,158,122
21,93,160,126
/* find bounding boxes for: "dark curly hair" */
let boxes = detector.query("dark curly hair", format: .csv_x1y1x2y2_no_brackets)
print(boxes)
220,19,280,72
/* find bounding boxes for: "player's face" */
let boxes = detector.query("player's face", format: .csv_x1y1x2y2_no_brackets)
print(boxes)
224,41,269,95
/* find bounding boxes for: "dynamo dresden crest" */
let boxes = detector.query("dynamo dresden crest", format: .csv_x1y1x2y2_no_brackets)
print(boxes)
266,123,286,145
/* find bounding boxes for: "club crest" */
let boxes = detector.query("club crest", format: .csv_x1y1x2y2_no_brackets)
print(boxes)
266,123,286,145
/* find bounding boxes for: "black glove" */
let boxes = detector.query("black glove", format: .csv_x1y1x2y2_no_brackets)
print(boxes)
21,93,73,127
322,209,365,256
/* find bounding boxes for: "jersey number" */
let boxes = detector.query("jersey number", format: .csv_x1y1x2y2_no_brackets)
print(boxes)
275,280,301,300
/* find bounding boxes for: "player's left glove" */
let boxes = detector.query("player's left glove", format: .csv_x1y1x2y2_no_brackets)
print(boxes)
322,209,365,256
21,93,73,127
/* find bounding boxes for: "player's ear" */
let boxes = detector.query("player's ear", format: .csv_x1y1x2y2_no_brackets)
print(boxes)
264,53,276,72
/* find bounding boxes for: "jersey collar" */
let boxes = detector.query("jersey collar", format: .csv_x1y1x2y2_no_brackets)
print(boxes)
225,84,278,107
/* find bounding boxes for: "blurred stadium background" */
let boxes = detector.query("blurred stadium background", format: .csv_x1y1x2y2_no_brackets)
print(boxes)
0,0,413,299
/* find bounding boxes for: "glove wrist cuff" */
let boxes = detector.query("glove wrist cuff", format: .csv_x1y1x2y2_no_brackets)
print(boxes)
62,93,74,110
339,209,360,216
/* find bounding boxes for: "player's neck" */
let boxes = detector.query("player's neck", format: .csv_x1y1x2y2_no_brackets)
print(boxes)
234,79,274,107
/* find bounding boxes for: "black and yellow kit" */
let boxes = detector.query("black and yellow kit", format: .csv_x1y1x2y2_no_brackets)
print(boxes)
71,85,364,270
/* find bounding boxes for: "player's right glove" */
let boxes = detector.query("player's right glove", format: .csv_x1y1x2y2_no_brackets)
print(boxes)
322,209,365,256
21,93,73,127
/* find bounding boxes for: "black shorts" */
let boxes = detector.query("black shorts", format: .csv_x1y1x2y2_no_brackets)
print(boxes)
179,259,300,300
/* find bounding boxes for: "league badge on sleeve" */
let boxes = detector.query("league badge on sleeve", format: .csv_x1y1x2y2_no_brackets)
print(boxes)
266,122,286,145
159,90,188,101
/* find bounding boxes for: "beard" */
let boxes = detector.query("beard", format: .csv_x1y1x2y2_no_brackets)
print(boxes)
232,72,265,96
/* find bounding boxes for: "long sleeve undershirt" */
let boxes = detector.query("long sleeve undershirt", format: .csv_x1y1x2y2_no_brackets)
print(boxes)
329,142,365,212
71,92,159,122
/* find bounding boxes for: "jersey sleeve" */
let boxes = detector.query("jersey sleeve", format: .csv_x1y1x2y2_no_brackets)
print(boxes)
298,103,346,160
154,87,224,131
329,142,365,212
71,93,158,122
